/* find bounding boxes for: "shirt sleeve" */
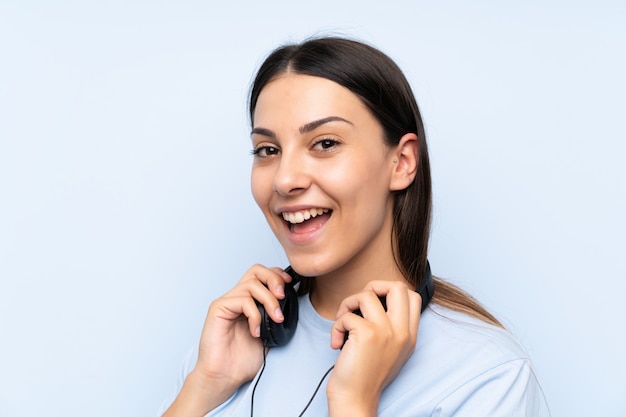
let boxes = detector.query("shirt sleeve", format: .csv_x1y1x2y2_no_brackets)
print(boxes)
432,359,550,417
156,346,243,417
156,346,198,416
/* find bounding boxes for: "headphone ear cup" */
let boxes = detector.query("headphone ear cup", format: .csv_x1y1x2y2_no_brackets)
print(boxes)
258,282,299,347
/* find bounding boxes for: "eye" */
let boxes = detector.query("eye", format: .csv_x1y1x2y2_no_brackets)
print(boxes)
313,138,340,152
251,145,280,158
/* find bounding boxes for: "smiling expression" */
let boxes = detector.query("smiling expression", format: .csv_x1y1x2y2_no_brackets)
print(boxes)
250,73,399,279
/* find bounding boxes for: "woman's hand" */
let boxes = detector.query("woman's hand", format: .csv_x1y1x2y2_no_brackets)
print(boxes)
162,264,292,417
327,281,422,417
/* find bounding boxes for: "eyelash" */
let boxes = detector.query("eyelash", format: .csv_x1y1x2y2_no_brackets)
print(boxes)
250,137,340,158
313,137,340,151
251,145,280,158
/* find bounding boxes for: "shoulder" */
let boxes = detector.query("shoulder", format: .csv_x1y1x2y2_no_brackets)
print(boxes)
418,303,529,365
379,304,550,416
414,303,536,387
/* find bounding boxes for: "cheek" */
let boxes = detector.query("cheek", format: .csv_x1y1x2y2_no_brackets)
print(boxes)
250,167,271,208
323,158,391,211
333,154,390,193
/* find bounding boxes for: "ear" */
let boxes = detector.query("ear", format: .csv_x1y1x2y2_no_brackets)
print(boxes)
389,133,419,191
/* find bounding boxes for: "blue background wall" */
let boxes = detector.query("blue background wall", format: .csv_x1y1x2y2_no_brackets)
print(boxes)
1,1,624,416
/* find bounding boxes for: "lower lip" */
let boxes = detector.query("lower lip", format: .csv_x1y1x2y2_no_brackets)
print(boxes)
282,212,331,245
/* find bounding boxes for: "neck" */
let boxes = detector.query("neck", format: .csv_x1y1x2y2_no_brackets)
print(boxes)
301,198,405,320
308,257,406,320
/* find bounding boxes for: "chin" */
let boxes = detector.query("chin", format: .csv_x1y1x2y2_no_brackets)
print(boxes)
285,261,321,279
284,253,340,279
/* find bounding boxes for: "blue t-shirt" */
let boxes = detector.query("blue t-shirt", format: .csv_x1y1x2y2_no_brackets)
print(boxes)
161,294,549,416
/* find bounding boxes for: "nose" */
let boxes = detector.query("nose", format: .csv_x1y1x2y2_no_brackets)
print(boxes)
272,150,311,196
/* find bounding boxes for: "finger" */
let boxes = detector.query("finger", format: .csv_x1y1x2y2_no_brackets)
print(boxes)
211,295,264,338
335,289,386,320
270,266,294,284
330,309,363,350
268,266,294,299
362,280,410,322
223,265,290,324
240,279,285,323
407,289,422,343
360,281,416,351
239,264,291,300
241,297,266,338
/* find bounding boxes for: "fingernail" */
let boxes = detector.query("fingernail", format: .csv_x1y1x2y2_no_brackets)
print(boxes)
274,307,284,322
276,285,285,297
254,326,261,337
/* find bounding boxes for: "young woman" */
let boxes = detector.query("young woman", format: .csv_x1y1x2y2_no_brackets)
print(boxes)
161,37,549,416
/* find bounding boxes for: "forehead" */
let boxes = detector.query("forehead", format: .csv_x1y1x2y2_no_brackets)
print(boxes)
252,73,372,128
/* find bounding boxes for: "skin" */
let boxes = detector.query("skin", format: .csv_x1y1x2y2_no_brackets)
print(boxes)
163,73,422,417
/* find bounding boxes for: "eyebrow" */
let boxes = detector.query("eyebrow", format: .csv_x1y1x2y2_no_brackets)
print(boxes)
251,116,353,138
299,116,353,134
250,127,276,138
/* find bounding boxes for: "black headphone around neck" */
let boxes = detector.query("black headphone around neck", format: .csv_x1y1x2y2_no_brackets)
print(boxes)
257,262,434,347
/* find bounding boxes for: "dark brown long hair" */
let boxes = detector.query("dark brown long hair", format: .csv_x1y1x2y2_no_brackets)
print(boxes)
249,37,501,327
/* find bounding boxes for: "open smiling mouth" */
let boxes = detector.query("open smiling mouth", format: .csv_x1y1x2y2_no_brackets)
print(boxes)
282,208,332,234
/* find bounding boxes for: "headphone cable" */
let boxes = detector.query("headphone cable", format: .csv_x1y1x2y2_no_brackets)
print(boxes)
296,364,334,417
250,348,334,417
250,347,268,417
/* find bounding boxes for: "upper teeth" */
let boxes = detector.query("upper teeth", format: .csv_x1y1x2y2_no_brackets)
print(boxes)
282,208,329,224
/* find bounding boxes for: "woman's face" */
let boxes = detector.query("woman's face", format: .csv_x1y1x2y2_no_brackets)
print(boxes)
251,73,398,278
